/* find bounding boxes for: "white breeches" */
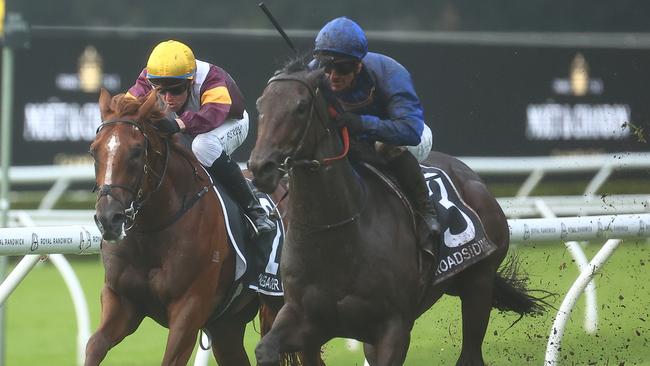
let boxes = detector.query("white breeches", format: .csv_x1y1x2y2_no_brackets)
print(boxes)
406,124,433,163
192,111,249,166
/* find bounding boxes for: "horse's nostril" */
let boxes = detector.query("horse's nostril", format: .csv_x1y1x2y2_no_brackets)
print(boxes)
111,213,126,226
259,161,278,177
251,161,282,194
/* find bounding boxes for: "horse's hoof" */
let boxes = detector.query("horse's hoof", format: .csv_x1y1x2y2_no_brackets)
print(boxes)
255,346,280,366
257,358,280,366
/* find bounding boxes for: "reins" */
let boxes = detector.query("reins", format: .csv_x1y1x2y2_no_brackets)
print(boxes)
265,73,365,231
267,74,350,172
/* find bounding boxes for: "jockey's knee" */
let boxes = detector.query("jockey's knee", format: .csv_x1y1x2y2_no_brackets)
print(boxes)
192,133,225,167
375,142,408,161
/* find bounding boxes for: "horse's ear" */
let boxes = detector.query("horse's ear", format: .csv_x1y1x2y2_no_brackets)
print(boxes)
98,88,112,120
307,68,326,85
138,90,159,122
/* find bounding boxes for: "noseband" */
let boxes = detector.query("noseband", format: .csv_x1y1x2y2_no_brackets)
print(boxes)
94,119,170,228
266,74,350,172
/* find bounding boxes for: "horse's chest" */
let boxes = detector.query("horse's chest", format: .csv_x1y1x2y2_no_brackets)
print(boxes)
103,253,177,305
282,238,359,294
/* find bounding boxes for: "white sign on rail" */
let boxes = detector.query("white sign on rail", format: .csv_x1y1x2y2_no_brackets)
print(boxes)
509,214,650,242
0,225,101,256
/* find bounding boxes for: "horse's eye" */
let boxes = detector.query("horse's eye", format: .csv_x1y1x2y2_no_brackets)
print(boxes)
296,100,308,115
130,148,144,160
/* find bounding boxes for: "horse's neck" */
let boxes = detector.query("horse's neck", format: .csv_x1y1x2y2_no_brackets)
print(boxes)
139,145,202,222
289,159,363,226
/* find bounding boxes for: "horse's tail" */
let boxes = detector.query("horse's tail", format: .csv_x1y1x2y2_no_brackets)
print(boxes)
492,255,555,318
259,301,276,336
259,302,314,366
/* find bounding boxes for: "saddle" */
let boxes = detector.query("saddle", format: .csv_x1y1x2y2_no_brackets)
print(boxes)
357,161,498,285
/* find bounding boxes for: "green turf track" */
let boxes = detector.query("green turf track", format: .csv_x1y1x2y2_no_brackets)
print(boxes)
5,241,650,365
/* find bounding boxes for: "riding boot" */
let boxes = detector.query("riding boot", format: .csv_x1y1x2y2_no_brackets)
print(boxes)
381,146,441,237
207,152,276,236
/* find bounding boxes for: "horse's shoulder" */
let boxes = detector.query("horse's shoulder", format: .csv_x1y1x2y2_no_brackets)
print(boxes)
171,134,198,161
354,162,412,209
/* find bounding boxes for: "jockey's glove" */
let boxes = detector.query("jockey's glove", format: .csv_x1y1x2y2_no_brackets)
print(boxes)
156,114,181,134
336,112,364,135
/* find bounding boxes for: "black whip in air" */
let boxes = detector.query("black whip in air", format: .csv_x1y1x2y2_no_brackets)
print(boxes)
258,2,297,54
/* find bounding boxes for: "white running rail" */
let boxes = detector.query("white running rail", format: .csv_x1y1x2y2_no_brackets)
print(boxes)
1,215,649,365
0,214,99,366
508,213,650,365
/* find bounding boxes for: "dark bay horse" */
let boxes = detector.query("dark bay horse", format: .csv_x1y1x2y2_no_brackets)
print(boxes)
249,68,547,366
87,89,288,365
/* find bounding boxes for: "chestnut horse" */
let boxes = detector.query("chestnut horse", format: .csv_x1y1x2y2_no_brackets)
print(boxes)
86,89,297,365
249,67,547,366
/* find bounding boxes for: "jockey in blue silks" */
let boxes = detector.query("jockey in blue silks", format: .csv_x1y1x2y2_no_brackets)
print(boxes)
311,16,441,237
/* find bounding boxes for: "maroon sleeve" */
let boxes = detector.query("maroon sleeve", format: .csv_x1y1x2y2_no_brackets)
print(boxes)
178,65,245,135
180,104,231,135
127,68,153,98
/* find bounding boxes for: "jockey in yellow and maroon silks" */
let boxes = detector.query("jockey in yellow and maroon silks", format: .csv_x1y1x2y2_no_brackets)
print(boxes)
127,40,275,236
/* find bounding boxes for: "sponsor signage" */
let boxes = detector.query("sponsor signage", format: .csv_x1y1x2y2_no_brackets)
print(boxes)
6,33,650,165
525,53,631,141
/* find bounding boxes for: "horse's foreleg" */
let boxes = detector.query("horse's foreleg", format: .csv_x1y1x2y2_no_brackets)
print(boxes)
206,296,259,366
363,343,378,365
255,303,314,366
207,318,250,366
162,297,210,366
259,295,325,366
367,318,412,366
85,286,143,366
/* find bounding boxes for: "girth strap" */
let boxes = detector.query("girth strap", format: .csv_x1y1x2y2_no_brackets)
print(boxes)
135,185,211,233
360,162,418,233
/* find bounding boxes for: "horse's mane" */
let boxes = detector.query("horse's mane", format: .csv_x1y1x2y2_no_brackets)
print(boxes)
277,53,313,75
273,55,339,114
109,92,165,122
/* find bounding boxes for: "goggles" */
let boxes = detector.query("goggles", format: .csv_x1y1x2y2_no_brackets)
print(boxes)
150,80,188,96
322,60,358,75
316,53,359,75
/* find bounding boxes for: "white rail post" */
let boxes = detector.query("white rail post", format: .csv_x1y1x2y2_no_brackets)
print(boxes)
49,254,91,366
544,239,621,365
0,255,46,306
9,213,96,366
533,200,598,333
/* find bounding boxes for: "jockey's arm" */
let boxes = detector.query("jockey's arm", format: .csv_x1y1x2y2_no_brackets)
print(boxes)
359,64,425,147
126,67,234,136
177,89,231,135
126,69,152,99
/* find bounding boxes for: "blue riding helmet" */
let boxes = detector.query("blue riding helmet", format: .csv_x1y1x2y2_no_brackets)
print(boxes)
314,17,368,60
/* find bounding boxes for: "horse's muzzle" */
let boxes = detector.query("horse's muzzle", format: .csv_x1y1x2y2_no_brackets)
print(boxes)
94,200,128,241
248,159,282,194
